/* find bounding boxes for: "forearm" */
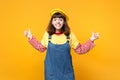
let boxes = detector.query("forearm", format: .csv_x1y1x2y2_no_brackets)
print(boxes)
28,36,46,52
75,39,95,54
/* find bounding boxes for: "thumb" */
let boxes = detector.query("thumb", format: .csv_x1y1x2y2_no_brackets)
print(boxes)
92,32,95,37
24,30,28,37
28,28,31,34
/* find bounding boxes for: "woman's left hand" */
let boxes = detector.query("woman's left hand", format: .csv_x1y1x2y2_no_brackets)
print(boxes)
90,32,99,41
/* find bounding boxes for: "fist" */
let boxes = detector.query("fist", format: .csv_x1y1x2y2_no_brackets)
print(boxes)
24,29,32,39
90,32,99,41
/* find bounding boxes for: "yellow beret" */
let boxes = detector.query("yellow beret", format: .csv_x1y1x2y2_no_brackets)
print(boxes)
50,8,69,21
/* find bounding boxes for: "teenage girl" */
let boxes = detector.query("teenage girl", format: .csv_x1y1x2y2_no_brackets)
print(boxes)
24,8,99,80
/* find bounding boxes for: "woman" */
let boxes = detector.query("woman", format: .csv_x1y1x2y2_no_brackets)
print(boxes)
24,8,99,80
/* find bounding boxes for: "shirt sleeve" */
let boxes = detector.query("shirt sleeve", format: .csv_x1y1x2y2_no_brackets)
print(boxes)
70,32,80,49
28,36,46,52
40,31,49,48
70,32,95,54
75,39,95,54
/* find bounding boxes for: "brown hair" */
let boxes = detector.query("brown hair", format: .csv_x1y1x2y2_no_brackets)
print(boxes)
47,12,70,36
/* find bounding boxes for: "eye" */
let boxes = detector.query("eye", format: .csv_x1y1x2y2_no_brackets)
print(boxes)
53,18,57,21
59,18,63,21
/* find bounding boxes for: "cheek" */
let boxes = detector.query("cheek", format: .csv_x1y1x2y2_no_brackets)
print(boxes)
60,21,64,25
52,21,55,25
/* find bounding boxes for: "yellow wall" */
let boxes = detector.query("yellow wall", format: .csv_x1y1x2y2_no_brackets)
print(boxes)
0,0,120,80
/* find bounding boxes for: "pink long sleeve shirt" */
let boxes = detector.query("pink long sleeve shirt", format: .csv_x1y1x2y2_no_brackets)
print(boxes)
28,36,95,54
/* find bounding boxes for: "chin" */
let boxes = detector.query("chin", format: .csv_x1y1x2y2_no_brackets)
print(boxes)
55,27,62,30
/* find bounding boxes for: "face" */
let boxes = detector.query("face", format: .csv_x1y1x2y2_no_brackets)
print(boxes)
52,18,64,31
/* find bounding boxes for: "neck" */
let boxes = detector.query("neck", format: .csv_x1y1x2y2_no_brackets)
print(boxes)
55,29,61,33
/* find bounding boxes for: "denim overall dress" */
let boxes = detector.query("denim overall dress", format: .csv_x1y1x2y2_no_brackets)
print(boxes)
44,35,75,80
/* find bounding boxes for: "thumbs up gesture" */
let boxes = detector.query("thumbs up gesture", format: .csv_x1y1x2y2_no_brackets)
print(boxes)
24,29,32,40
90,32,99,41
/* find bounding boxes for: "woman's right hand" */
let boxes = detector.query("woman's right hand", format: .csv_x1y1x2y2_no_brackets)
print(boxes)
24,29,32,39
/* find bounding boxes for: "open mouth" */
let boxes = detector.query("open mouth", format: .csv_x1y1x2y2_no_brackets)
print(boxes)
55,24,61,27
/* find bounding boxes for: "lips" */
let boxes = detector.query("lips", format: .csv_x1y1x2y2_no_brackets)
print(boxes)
55,24,61,27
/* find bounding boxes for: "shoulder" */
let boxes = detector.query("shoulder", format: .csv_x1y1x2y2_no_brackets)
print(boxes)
69,31,79,41
70,31,76,37
44,31,49,35
43,31,49,37
41,31,49,39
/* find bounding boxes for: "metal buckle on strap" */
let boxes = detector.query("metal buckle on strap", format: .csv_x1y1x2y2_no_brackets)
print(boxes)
48,35,51,42
66,35,70,42
67,38,70,42
48,38,51,42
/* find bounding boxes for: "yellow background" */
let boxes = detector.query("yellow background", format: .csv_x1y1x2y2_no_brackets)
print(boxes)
0,0,120,80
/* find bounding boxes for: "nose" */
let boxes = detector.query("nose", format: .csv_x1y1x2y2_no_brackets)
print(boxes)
56,20,60,24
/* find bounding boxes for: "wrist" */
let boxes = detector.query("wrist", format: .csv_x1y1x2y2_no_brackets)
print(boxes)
28,34,32,40
90,37,95,41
